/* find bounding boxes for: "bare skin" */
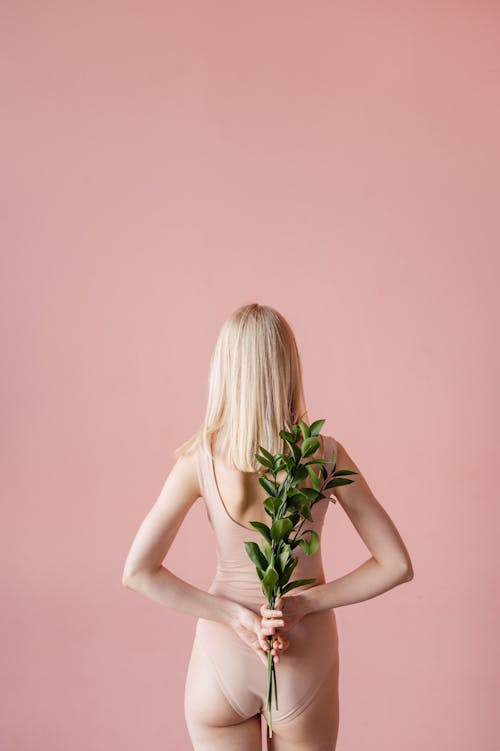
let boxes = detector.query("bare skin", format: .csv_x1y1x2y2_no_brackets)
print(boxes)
123,436,413,748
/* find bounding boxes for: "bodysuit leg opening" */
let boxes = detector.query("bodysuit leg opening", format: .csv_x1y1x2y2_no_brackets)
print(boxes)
266,656,338,727
194,635,253,722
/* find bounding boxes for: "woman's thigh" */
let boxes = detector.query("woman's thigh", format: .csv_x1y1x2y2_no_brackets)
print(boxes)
184,637,262,751
266,657,340,751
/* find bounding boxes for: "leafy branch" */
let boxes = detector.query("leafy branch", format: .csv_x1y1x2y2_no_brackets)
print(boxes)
244,417,358,736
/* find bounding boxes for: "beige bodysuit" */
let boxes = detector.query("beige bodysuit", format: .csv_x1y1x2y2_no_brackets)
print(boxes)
189,433,339,727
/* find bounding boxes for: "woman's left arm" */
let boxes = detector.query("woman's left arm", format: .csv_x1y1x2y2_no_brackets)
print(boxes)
330,438,415,574
289,439,415,619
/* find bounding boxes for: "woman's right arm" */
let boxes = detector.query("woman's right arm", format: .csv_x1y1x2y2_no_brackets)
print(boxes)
299,439,414,617
121,451,241,626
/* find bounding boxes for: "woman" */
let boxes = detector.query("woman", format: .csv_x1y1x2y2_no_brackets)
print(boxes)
122,303,414,750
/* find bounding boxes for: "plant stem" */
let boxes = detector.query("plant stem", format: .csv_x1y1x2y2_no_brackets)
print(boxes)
266,634,274,737
290,517,306,544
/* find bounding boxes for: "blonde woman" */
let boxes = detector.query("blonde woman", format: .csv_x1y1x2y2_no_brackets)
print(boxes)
122,303,414,750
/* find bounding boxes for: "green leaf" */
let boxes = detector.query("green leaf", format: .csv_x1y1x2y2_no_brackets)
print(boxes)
258,445,275,463
262,566,279,599
309,419,325,436
279,430,301,461
264,496,282,515
259,475,279,496
333,469,359,476
305,465,321,491
270,517,293,542
325,477,356,489
255,453,273,469
298,420,310,440
249,520,272,542
244,541,268,571
294,465,309,481
278,543,291,573
285,498,303,513
300,488,319,501
304,457,328,466
276,455,291,472
301,436,320,457
261,538,272,562
281,577,316,594
281,557,297,585
298,529,320,555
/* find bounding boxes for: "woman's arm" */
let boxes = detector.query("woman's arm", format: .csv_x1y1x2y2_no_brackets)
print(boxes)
121,451,241,627
300,439,414,616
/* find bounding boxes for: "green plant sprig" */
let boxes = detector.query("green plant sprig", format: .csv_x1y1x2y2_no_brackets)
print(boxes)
243,417,358,737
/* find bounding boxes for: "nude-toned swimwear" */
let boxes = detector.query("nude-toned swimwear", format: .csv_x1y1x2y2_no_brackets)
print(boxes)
190,433,339,726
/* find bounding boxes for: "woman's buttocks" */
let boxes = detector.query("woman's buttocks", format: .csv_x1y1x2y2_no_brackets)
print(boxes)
194,582,339,722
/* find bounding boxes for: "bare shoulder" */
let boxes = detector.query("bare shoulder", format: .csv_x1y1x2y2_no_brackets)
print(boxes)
324,435,376,511
166,445,202,505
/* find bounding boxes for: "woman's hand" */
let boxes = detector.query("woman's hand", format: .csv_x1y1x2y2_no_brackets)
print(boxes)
229,603,288,667
261,593,307,636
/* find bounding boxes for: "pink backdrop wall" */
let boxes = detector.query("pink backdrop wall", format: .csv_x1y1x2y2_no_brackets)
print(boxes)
2,2,498,749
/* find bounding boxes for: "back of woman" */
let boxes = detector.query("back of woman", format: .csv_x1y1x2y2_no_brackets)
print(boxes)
122,303,414,750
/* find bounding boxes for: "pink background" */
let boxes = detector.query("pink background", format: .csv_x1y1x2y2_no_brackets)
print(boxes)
2,2,499,749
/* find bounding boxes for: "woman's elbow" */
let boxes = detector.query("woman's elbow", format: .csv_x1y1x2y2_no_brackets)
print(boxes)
380,554,414,583
399,560,414,582
122,572,135,588
386,556,414,584
122,567,142,588
122,564,159,588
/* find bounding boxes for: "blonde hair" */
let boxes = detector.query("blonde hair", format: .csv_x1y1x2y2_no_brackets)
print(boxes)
173,303,309,472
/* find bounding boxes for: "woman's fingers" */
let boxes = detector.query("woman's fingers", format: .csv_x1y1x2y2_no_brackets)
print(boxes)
258,632,269,651
274,633,289,653
260,600,289,636
260,603,283,615
269,634,289,663
261,621,284,635
258,601,290,661
259,630,290,664
260,603,284,635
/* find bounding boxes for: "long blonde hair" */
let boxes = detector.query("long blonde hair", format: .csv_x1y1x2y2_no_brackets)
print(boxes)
174,303,309,472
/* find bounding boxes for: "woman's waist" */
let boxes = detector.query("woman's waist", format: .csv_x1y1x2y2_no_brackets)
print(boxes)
209,569,328,612
208,574,265,610
213,555,326,583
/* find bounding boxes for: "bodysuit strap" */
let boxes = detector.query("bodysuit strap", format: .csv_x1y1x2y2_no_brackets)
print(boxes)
196,445,215,528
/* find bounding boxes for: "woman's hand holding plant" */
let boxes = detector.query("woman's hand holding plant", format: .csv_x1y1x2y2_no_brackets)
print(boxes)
261,593,308,636
229,602,290,667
